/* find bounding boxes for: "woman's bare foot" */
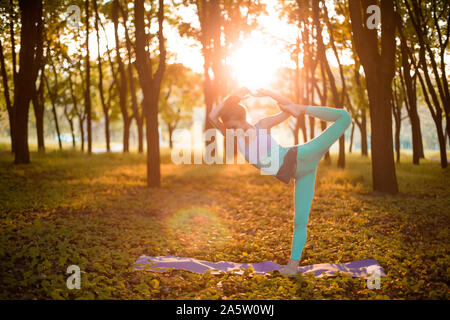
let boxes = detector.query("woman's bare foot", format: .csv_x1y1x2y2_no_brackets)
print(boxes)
279,258,300,276
284,104,307,117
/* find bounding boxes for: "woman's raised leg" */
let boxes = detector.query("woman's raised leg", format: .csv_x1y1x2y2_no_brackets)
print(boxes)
296,106,351,159
280,106,350,275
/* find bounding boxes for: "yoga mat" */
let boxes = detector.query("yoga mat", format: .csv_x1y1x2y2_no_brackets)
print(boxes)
134,255,386,278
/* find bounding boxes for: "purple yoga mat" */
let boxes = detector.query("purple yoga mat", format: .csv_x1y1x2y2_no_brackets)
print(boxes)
134,255,386,278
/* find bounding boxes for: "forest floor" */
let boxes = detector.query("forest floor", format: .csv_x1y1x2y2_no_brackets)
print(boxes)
0,146,448,299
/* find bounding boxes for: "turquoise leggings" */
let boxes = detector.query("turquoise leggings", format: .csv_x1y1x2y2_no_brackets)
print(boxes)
289,106,351,260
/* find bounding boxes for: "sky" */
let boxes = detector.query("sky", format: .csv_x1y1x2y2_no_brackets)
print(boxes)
167,0,300,85
79,0,300,80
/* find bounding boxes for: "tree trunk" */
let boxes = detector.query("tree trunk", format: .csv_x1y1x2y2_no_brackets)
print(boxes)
416,69,448,168
168,124,173,149
196,0,223,154
308,116,315,140
134,0,166,187
397,19,424,164
392,88,401,163
33,58,45,152
356,118,368,157
297,114,308,143
93,0,110,152
120,3,144,154
0,37,15,153
69,118,76,148
435,117,448,168
85,0,92,154
79,118,85,152
44,74,62,150
68,70,84,152
405,0,447,166
349,0,398,194
13,0,43,164
123,118,131,154
32,83,45,152
318,60,330,162
349,122,355,153
317,1,346,168
367,75,398,192
137,117,144,153
113,0,131,153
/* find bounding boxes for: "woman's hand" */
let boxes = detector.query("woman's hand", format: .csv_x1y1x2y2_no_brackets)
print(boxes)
231,87,252,99
252,88,271,97
253,88,293,106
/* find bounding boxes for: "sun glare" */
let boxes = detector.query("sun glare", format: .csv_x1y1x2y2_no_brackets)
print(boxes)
229,38,281,91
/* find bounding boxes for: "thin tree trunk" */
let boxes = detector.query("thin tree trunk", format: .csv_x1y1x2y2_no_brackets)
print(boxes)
318,60,330,162
113,0,131,153
120,3,144,153
319,1,347,168
349,122,355,153
0,37,15,153
68,69,84,152
79,118,85,152
416,69,447,168
405,0,448,165
32,51,45,152
64,104,76,148
85,0,92,154
168,124,174,149
396,15,424,164
93,0,110,152
44,74,62,150
32,77,45,152
360,106,368,156
392,84,401,163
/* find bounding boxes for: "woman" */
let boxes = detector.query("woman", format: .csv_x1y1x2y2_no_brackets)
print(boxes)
209,87,351,275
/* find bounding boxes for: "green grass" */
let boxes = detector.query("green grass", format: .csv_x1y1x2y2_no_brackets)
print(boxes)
0,148,448,299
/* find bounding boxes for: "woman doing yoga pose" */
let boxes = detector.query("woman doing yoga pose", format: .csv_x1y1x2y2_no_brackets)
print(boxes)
209,87,351,275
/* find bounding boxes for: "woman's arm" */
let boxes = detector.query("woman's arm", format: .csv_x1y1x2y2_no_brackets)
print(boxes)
257,110,291,130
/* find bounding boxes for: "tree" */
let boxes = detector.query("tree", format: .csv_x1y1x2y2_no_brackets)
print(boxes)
93,0,111,152
44,55,63,150
403,0,448,168
112,0,133,153
159,63,201,148
119,2,144,153
85,0,92,154
134,0,166,187
392,76,405,163
13,0,43,164
347,59,369,157
0,36,14,153
393,12,423,164
349,0,398,194
313,0,348,168
32,57,45,152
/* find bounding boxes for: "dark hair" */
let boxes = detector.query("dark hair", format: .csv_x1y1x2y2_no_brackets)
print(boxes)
219,95,247,124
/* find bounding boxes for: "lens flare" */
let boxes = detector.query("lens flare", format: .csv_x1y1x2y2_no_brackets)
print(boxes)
230,38,280,91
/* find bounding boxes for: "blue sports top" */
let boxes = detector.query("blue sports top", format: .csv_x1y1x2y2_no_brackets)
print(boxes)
236,123,284,175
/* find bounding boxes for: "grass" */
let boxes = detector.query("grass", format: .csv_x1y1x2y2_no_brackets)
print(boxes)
0,147,448,299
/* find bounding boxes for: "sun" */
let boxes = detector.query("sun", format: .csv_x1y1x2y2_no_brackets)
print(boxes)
229,38,281,91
